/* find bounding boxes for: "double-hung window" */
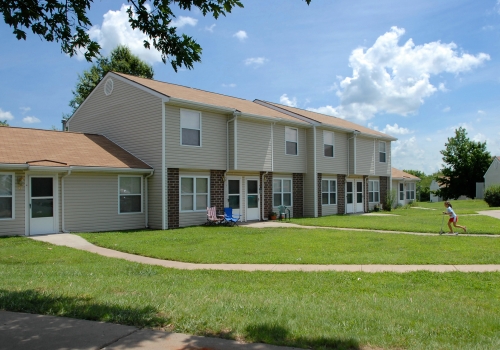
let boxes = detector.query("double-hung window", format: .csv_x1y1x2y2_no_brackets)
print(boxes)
273,179,292,206
0,173,14,219
181,109,201,146
285,127,298,155
322,179,337,205
406,182,415,201
180,176,209,211
119,176,142,213
324,131,334,157
368,180,380,203
379,141,386,162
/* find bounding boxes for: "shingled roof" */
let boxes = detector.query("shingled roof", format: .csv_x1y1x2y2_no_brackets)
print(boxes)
0,127,151,170
391,168,421,181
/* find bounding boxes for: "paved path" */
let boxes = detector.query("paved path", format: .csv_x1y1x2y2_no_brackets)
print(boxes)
477,209,500,219
31,223,500,273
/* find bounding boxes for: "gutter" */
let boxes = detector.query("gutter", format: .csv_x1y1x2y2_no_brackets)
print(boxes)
227,113,238,171
0,164,151,173
313,126,318,217
162,98,167,230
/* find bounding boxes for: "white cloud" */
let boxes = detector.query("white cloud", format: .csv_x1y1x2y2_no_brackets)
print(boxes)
279,94,297,107
86,5,163,64
478,110,485,114
382,123,411,135
233,30,248,41
314,27,490,122
473,133,488,143
244,57,268,67
205,24,216,32
307,105,341,117
442,106,451,112
23,116,40,124
20,107,31,113
170,16,198,28
438,83,448,92
0,108,14,121
222,83,236,88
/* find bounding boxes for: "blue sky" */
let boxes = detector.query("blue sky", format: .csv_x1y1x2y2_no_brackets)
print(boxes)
1,0,499,174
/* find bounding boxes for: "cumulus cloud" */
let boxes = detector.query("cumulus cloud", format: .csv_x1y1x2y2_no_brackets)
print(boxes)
478,110,485,114
382,123,411,135
23,116,40,124
0,108,14,121
222,83,236,88
233,30,248,41
20,107,31,113
442,106,451,112
205,24,216,32
244,57,268,67
307,105,339,117
170,16,198,28
315,27,490,122
279,94,297,107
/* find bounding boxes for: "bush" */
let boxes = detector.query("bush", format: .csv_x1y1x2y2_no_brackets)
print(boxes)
484,185,500,207
383,189,397,212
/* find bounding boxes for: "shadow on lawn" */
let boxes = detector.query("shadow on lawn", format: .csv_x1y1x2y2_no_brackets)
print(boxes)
0,289,169,328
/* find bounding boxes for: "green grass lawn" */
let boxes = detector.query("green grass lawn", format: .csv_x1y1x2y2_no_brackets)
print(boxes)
293,200,500,234
79,226,500,265
1,237,499,350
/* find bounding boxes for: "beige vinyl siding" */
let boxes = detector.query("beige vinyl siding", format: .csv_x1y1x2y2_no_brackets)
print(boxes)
484,159,500,190
375,141,392,176
348,137,355,175
236,119,272,171
273,124,307,173
63,173,145,233
165,104,227,170
355,137,376,175
317,129,348,175
228,120,235,170
322,204,338,216
68,77,163,229
0,171,26,236
303,128,316,217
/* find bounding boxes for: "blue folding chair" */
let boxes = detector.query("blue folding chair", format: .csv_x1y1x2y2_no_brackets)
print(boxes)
224,207,241,226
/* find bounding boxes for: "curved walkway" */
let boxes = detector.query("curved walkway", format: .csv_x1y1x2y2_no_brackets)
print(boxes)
31,226,500,273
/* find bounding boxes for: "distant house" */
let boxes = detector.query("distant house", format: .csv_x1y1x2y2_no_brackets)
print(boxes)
391,168,420,206
430,179,443,202
484,156,500,190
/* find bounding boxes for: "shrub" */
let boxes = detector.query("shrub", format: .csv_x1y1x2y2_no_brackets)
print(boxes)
484,185,500,207
383,189,397,212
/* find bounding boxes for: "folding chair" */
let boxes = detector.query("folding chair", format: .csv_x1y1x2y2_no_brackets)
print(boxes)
224,207,241,226
278,205,291,221
206,206,224,225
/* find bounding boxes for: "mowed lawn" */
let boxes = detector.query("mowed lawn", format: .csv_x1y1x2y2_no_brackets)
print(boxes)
1,237,500,350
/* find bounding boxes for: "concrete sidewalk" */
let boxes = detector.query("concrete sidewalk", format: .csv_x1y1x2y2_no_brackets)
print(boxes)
31,231,500,273
0,311,300,350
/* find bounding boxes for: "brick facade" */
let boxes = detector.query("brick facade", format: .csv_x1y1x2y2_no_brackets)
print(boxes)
293,173,304,218
337,174,346,214
261,172,273,220
316,173,322,217
167,168,179,229
210,170,225,213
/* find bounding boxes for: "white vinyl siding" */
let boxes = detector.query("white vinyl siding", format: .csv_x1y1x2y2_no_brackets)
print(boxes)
180,109,201,147
368,180,380,203
323,131,334,158
285,127,298,155
379,141,386,163
0,173,14,220
180,176,209,212
273,178,292,207
119,176,143,214
322,179,337,205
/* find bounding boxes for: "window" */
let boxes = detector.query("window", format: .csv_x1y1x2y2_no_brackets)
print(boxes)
119,176,142,213
406,182,415,201
379,141,386,162
323,131,334,157
285,127,298,155
399,183,405,200
322,179,337,205
180,176,209,211
181,109,201,146
368,180,380,203
0,173,13,219
273,179,292,206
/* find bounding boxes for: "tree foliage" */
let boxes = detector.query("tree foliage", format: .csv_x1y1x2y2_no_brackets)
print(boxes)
0,120,9,126
436,127,491,200
69,45,154,113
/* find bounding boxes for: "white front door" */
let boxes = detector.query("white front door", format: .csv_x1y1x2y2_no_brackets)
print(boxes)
246,178,260,221
355,180,364,212
346,180,354,213
29,176,57,235
399,182,405,206
226,177,242,217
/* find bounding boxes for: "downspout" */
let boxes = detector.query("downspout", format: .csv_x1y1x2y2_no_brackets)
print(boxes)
346,130,360,214
261,171,268,221
144,170,154,228
162,99,167,230
61,168,72,233
227,113,237,172
313,126,318,217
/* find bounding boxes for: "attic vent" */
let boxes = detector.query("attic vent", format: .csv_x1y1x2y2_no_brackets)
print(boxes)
104,78,114,96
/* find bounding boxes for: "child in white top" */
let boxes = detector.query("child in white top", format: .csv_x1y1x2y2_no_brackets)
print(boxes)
443,201,467,235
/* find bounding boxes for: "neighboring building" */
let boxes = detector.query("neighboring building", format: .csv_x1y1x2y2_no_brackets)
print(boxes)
430,179,443,202
391,168,420,207
0,127,152,236
484,156,500,190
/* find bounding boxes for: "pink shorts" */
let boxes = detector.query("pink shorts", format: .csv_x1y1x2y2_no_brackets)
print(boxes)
448,216,458,223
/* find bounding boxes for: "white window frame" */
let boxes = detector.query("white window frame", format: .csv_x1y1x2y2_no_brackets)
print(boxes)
0,172,14,220
323,130,335,158
321,179,337,205
285,127,298,156
273,178,293,207
406,182,415,201
379,141,386,163
180,176,210,212
118,175,143,214
368,180,380,203
180,108,202,147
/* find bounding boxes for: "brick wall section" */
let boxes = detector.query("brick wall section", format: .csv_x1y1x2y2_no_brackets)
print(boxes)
210,170,225,214
261,172,273,219
363,175,369,212
337,174,346,214
167,168,179,229
380,176,389,210
316,173,322,217
293,173,304,218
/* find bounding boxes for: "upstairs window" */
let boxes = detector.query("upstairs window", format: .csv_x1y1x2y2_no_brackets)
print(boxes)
285,127,298,155
119,176,142,213
379,141,386,163
323,131,334,157
181,109,201,146
322,179,337,205
0,173,13,219
368,180,380,203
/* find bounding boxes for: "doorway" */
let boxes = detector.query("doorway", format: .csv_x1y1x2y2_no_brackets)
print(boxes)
246,178,260,221
29,176,57,235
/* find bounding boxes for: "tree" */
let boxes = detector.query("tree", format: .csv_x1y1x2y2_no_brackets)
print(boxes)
1,1,311,71
436,127,491,200
0,120,9,126
69,45,154,113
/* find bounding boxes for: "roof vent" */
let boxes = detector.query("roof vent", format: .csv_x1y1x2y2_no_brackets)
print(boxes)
104,78,114,96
